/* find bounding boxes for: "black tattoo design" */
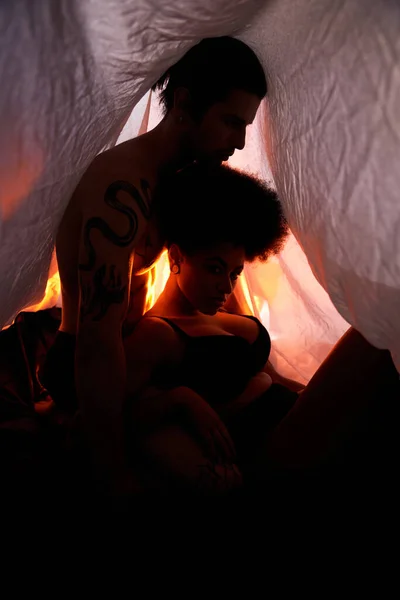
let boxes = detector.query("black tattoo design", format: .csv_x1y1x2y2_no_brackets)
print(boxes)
80,264,126,321
78,179,152,321
79,179,151,272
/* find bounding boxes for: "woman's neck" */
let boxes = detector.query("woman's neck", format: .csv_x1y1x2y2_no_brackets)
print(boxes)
152,276,199,317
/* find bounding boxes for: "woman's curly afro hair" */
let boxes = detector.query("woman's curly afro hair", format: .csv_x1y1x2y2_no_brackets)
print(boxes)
154,163,289,263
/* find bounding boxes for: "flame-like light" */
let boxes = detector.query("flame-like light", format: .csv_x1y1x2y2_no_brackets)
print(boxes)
144,250,170,312
26,271,62,313
25,252,170,318
28,249,254,323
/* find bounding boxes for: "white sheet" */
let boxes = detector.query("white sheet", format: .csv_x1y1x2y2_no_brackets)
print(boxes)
1,0,399,373
240,0,400,369
0,0,263,327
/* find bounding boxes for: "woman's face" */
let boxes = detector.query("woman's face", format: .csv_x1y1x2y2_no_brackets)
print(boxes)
174,242,245,315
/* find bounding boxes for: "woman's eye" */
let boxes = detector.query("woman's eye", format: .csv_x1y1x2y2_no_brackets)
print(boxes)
208,265,222,275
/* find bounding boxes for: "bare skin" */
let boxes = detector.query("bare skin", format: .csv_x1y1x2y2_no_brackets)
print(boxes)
57,90,261,335
57,134,168,336
55,89,261,494
125,242,399,494
124,242,302,493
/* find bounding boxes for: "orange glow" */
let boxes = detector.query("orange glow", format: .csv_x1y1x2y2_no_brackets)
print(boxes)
28,250,258,322
25,251,169,319
143,250,257,317
26,272,61,313
0,146,43,221
144,250,170,311
239,271,255,314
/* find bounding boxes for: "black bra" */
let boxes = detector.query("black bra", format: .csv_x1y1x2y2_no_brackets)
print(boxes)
147,314,271,405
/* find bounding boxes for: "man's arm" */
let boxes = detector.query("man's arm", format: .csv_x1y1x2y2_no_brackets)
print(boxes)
75,178,151,494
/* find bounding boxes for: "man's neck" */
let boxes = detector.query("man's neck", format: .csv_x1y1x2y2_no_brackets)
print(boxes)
135,117,190,175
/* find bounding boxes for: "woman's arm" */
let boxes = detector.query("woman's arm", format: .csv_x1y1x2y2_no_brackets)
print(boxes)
131,384,201,431
125,319,235,460
217,372,273,419
133,384,235,461
124,316,183,427
218,362,304,421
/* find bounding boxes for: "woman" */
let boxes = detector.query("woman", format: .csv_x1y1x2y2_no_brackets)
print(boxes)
125,165,399,495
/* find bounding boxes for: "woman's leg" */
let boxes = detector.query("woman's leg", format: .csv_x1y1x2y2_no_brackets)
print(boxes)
137,424,243,495
262,327,399,469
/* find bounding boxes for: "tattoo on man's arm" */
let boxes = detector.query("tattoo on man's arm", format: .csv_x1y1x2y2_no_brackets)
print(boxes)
79,179,151,272
78,179,151,322
80,264,126,322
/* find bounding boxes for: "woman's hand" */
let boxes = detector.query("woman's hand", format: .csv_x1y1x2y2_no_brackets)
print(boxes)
263,360,305,394
285,379,306,394
218,372,273,419
245,371,273,397
183,396,236,463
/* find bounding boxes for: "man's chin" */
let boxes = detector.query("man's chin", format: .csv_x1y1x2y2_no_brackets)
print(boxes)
195,155,223,167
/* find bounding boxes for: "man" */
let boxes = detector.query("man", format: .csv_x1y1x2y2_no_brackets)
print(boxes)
42,36,267,495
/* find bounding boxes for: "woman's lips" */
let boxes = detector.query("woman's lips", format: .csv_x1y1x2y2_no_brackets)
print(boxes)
211,297,225,306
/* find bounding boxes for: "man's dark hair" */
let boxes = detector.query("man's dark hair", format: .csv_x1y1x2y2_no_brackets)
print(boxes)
155,164,288,263
152,36,267,119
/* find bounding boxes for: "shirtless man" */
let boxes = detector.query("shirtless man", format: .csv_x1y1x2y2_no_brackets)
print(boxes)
42,36,267,495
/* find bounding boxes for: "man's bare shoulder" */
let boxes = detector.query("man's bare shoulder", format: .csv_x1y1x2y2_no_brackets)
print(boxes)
72,138,156,220
83,137,152,183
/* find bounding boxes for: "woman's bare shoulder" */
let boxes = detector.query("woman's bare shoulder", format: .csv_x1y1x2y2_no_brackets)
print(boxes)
124,314,180,358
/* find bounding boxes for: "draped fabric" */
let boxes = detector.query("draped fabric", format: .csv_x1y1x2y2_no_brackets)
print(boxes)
1,0,399,378
120,92,350,384
27,90,348,383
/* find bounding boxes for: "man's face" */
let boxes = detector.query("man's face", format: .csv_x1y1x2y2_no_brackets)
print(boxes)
187,89,261,164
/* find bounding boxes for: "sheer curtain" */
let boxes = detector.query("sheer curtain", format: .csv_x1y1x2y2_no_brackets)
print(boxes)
25,88,348,383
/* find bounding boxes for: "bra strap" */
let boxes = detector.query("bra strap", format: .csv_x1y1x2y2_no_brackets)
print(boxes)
144,315,189,338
